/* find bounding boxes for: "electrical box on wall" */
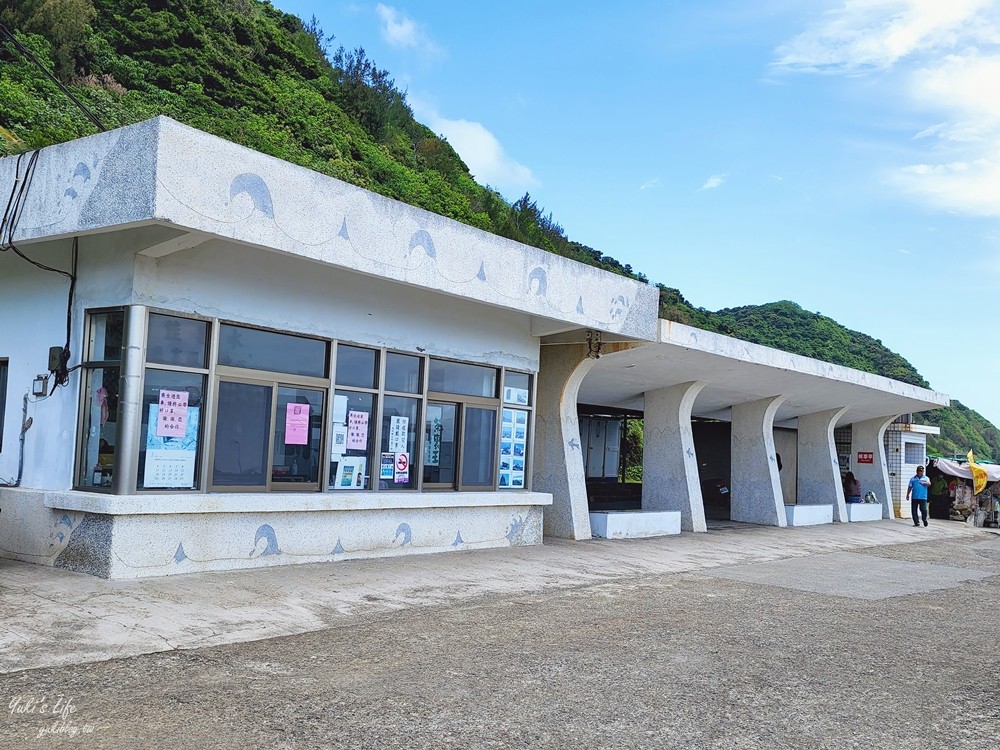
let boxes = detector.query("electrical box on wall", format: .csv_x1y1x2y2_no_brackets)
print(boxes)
48,346,63,372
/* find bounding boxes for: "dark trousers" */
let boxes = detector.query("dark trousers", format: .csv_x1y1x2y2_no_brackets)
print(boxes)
911,498,928,525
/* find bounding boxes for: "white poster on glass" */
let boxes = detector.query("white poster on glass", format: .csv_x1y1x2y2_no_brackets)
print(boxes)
388,415,409,453
334,456,367,490
332,394,349,424
330,425,348,456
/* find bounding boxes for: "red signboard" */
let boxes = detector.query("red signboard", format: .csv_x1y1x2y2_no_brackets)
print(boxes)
856,451,874,464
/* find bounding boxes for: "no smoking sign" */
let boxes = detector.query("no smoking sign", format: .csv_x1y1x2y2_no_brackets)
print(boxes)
394,452,409,483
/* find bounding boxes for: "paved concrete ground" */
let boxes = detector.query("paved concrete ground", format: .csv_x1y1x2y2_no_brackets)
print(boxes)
2,519,999,748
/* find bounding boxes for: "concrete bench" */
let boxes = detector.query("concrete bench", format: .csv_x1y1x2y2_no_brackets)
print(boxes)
784,504,833,526
844,503,883,522
589,510,681,539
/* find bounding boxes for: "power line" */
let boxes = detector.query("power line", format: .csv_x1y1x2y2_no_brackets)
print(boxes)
0,22,105,132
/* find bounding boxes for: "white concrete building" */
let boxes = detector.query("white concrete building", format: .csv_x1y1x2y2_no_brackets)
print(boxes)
0,118,949,578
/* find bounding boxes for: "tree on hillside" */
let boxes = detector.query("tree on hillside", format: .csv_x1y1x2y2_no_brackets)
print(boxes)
1,0,95,79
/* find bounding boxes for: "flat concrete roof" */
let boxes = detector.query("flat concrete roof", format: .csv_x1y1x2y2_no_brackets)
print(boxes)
0,117,659,341
576,320,949,424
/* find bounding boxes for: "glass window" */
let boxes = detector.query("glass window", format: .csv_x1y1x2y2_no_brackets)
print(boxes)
503,371,532,406
272,387,324,485
336,345,379,389
138,370,206,490
78,366,121,488
211,381,273,487
85,310,125,362
380,396,419,489
147,314,209,368
462,407,497,488
329,390,374,490
0,359,7,451
904,442,924,465
385,352,422,394
428,360,497,398
423,403,458,485
219,324,327,378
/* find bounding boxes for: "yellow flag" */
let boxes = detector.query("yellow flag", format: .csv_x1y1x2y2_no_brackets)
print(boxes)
968,450,988,495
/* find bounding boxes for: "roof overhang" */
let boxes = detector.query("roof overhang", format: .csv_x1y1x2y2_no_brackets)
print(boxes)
575,320,949,426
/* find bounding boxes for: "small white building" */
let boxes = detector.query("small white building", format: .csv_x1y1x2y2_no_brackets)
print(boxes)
0,118,950,578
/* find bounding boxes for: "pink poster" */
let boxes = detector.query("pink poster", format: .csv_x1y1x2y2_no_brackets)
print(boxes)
347,410,369,450
285,402,310,445
156,389,189,438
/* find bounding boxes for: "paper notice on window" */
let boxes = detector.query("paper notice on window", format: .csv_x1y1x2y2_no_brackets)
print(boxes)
388,415,409,453
394,452,409,483
335,456,367,490
380,452,395,480
425,405,442,467
347,410,369,450
330,425,348,457
332,394,349,424
156,389,189,438
285,402,310,445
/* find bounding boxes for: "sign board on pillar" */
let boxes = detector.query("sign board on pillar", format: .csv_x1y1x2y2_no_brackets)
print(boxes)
857,451,874,464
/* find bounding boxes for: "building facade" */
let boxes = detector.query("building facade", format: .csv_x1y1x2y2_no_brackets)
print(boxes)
0,118,950,578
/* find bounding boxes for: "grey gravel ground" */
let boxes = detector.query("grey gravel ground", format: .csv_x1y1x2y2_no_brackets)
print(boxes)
3,532,1000,750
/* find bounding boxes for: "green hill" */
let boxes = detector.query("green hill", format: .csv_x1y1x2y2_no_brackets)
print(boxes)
2,0,995,460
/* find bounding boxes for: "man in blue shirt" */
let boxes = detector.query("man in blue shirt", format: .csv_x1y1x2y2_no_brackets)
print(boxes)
906,465,931,527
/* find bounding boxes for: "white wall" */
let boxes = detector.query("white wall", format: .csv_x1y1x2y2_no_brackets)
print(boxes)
0,231,150,489
132,239,539,371
1,245,80,490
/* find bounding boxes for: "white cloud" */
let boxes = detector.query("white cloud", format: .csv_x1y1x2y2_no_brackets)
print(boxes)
773,0,1000,72
410,96,538,196
698,173,727,191
639,177,661,190
775,1,1000,216
375,4,442,58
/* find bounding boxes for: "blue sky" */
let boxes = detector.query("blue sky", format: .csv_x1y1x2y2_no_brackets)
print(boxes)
273,0,1000,433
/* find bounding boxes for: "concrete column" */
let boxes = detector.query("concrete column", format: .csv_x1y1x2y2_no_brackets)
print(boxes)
851,415,900,519
534,343,598,539
730,396,788,526
642,381,708,532
796,407,851,522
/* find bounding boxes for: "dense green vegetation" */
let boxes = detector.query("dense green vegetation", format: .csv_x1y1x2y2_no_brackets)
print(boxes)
1,0,995,460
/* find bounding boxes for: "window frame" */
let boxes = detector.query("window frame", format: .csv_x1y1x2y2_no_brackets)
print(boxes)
423,357,501,492
76,306,536,495
0,358,7,452
206,373,329,493
133,309,213,494
74,307,128,493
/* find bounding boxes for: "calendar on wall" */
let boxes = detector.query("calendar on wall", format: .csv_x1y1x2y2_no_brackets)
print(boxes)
143,402,199,489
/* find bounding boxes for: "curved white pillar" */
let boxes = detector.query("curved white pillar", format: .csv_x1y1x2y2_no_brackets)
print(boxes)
851,415,900,519
642,381,708,532
796,407,851,522
534,344,599,539
731,396,788,526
